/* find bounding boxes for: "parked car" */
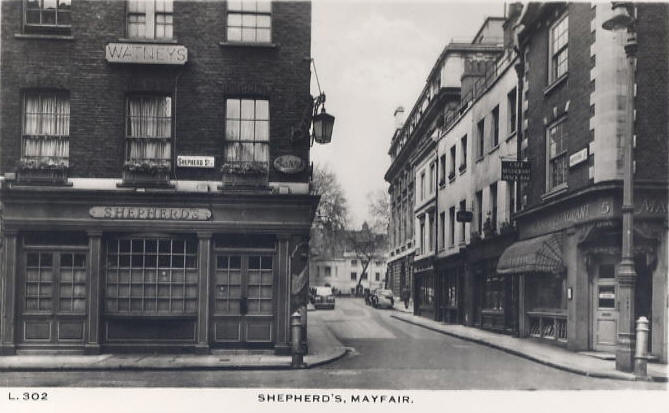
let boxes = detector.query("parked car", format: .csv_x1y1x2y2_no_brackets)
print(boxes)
371,289,394,309
313,286,335,310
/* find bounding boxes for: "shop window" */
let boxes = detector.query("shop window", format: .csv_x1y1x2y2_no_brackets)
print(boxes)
104,237,198,315
546,119,568,192
126,95,172,167
24,0,71,35
549,14,568,83
22,91,70,166
127,0,173,40
444,274,457,307
225,98,270,163
483,274,504,311
525,273,566,311
24,251,86,314
227,0,272,43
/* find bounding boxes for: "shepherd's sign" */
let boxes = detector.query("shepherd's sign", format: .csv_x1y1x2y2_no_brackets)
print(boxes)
106,43,188,65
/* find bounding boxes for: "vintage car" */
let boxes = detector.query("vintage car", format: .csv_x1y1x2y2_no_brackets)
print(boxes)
313,286,336,310
371,289,394,309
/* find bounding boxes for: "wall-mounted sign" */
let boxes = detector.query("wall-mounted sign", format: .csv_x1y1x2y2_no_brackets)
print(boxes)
105,43,188,65
456,210,473,223
273,155,306,174
90,207,211,221
569,147,588,168
177,156,215,168
501,160,530,182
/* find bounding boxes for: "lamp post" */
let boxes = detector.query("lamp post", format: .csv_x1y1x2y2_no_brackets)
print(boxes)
602,2,637,373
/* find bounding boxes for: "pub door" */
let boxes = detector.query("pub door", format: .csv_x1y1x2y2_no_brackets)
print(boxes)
591,258,618,352
211,253,275,347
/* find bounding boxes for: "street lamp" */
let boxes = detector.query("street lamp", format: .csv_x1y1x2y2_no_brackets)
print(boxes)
602,2,637,373
310,59,335,145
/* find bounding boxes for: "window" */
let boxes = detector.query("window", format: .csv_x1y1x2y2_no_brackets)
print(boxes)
439,154,446,184
24,0,71,33
25,252,86,314
476,190,483,234
22,91,70,164
549,14,568,82
490,182,498,231
351,260,357,265
509,181,516,215
126,95,172,166
547,119,568,191
428,212,434,252
127,0,173,40
429,162,435,194
420,172,425,200
460,135,467,171
459,200,466,242
324,266,331,277
227,0,272,43
491,105,499,147
449,206,455,247
361,273,368,280
507,88,517,134
375,272,380,281
438,211,445,251
225,98,270,163
375,260,382,266
350,272,357,281
419,219,425,255
449,146,456,180
477,119,485,158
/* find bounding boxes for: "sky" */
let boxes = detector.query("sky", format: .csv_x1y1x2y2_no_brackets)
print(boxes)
310,0,505,229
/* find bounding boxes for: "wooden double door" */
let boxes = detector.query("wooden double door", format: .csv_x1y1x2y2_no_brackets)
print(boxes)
210,252,275,347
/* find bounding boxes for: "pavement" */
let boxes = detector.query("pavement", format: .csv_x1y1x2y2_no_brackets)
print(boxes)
389,300,668,383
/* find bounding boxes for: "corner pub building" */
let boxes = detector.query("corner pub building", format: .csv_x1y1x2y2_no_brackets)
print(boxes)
0,0,319,355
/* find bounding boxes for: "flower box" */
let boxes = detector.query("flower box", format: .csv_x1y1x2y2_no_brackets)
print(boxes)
219,161,269,190
15,157,69,185
120,160,172,187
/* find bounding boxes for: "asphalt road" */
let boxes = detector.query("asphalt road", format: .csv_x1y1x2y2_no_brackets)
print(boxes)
0,297,665,390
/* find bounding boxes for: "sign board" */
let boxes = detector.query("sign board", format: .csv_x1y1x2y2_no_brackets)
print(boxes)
273,155,306,174
177,156,215,168
106,43,188,65
456,210,473,223
90,207,211,221
501,160,530,182
569,147,588,167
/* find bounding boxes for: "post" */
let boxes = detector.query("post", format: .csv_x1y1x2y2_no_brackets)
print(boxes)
634,316,649,377
291,311,305,368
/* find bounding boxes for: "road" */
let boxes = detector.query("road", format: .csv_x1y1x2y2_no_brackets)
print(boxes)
0,297,665,390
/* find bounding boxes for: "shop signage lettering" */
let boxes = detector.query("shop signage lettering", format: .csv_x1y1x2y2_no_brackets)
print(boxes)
501,161,530,182
273,155,306,174
90,207,211,221
177,156,215,168
635,198,668,217
105,43,188,65
521,199,614,238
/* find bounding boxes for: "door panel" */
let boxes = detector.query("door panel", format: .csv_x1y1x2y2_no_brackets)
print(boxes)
592,261,618,352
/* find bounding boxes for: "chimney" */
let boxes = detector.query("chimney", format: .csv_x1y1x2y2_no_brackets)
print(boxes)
504,3,524,51
460,58,493,100
394,106,405,130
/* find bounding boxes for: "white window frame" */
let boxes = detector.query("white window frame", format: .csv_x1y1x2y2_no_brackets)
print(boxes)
227,0,272,43
127,0,174,40
22,90,70,164
546,118,569,192
548,13,568,83
224,98,270,164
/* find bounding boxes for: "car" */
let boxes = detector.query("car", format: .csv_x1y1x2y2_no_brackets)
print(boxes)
312,286,335,310
371,289,394,309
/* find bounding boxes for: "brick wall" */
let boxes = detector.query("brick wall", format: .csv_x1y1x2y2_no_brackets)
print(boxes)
0,0,312,182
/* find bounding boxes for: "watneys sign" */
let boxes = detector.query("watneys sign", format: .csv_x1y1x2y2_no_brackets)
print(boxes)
105,43,188,65
273,155,306,174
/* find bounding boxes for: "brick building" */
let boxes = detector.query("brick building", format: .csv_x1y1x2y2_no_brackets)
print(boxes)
0,0,319,355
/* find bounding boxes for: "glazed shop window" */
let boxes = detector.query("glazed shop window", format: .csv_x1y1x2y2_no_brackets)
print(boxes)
22,91,70,166
24,0,71,34
24,252,87,314
104,238,198,315
227,0,272,43
127,0,173,40
483,274,504,311
225,98,270,163
549,14,568,82
546,119,568,192
126,95,172,167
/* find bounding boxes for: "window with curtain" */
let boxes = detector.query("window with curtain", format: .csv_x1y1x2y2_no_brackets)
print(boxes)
227,0,272,43
126,95,172,164
23,91,70,163
127,0,173,40
25,0,72,33
225,98,269,163
547,119,568,191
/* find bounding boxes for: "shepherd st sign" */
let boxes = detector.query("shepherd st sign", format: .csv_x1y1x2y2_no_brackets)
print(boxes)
501,160,530,182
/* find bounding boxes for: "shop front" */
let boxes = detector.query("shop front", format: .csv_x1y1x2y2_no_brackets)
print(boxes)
413,257,436,320
435,253,464,324
0,187,318,355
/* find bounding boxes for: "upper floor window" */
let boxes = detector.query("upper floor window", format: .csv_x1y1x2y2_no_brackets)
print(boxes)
429,162,435,194
477,118,485,158
547,119,568,191
449,145,456,180
439,154,446,184
25,0,71,34
225,98,270,163
420,171,425,200
491,105,500,148
449,206,455,247
549,14,568,83
22,91,70,164
460,135,467,171
127,0,173,40
507,88,517,134
227,0,272,43
489,182,498,231
126,95,172,164
476,190,483,234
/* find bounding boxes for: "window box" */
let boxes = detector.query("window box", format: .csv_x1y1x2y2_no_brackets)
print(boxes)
16,157,69,185
219,161,269,190
121,159,172,187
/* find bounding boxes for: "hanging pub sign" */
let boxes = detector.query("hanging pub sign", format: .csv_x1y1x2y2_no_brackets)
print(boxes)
273,154,306,174
177,155,215,168
501,160,531,182
456,210,473,223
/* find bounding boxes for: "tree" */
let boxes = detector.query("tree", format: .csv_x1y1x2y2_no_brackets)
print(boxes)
346,222,387,295
310,164,349,258
366,188,390,234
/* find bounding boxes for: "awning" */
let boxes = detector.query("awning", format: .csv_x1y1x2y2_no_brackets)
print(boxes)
496,233,564,275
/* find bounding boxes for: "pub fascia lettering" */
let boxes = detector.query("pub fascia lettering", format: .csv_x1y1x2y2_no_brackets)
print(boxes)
90,206,211,221
523,199,614,238
105,43,188,65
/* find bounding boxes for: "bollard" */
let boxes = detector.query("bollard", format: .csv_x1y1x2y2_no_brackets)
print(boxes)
634,316,649,377
291,311,305,368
